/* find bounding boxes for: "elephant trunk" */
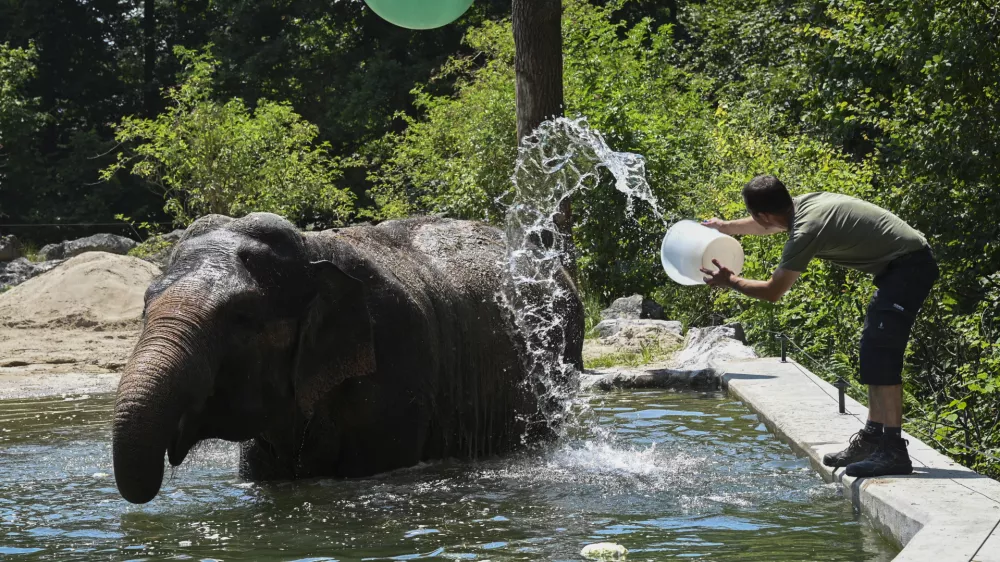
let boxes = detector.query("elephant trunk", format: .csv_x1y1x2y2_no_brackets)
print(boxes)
113,303,216,504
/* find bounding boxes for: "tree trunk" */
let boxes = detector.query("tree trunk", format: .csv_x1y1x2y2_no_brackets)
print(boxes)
143,0,157,116
511,0,573,256
512,0,563,142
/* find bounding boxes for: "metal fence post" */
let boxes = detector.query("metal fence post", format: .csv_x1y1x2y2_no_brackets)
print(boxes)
835,377,847,414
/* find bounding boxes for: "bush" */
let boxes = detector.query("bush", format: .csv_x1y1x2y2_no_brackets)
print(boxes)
102,47,355,228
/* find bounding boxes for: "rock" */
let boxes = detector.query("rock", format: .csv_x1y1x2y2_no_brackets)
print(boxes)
0,235,24,261
0,257,64,290
159,228,186,243
38,233,137,261
37,242,63,261
592,319,684,352
583,319,685,365
582,366,717,391
581,323,754,391
601,294,664,321
581,542,628,560
673,324,756,371
594,318,682,339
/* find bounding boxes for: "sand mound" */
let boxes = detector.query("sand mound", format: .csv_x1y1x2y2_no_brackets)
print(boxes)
0,252,160,328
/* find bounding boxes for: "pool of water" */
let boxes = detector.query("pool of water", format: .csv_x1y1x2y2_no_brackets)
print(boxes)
0,390,898,561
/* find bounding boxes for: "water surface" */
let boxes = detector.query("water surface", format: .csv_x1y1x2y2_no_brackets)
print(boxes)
0,390,897,560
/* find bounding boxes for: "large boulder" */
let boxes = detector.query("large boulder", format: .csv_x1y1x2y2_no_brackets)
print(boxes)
159,228,186,244
581,323,756,391
0,235,24,262
583,319,685,364
673,323,756,370
594,318,682,340
38,233,137,261
0,258,64,291
600,294,664,321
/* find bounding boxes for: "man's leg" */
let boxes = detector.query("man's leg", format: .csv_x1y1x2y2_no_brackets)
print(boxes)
847,291,923,476
822,300,888,468
871,384,902,427
867,386,881,424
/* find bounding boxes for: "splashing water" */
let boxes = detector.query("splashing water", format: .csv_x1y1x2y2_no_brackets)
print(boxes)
500,117,672,433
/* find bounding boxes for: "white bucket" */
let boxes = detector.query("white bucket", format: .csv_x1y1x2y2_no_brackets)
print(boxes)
660,220,745,285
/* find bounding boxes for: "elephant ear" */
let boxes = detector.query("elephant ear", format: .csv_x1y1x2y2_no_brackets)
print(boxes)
293,260,376,417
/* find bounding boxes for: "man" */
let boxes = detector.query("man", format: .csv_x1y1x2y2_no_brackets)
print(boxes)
701,175,938,477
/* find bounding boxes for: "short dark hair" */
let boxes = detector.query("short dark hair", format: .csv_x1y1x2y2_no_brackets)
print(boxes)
742,175,793,215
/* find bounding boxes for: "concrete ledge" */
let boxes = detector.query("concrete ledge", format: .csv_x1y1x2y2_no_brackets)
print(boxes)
716,358,1000,562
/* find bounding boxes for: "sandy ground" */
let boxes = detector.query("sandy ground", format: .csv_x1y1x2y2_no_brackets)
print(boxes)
0,252,155,399
0,326,137,398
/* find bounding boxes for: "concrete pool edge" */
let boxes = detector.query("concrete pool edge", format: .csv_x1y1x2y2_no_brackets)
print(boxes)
715,357,1000,562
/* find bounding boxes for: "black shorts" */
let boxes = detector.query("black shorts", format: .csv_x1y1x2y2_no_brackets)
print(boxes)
859,247,939,386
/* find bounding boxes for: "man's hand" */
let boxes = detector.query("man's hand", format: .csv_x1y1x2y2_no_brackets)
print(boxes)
701,259,735,288
700,266,801,303
702,218,727,232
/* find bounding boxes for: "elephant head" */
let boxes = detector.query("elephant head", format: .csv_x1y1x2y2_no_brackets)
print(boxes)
112,213,376,504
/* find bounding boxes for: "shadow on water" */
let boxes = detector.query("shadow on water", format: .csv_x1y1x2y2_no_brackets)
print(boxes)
0,390,898,561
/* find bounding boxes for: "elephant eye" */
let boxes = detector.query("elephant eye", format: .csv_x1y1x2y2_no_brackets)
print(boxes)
232,308,264,329
228,296,266,331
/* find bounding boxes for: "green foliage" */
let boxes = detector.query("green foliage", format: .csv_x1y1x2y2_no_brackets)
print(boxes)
115,213,176,263
364,18,518,222
0,41,44,145
1,0,509,238
128,236,174,262
0,41,46,219
21,243,42,263
103,47,355,227
0,1,160,240
582,291,606,339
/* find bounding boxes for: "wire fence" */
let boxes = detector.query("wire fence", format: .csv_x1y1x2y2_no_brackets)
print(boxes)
757,328,1000,467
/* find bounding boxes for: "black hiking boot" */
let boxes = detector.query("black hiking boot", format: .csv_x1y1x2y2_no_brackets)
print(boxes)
822,430,880,468
845,435,913,477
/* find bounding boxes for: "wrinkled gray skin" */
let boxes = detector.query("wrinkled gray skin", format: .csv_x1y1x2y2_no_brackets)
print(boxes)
112,213,583,504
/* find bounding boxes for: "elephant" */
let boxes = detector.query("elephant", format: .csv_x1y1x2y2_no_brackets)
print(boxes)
112,212,584,504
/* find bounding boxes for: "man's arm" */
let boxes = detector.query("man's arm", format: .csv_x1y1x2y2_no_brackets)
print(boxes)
700,261,801,303
703,217,784,236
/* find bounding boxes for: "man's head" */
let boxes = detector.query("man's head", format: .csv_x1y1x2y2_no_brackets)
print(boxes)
742,175,793,230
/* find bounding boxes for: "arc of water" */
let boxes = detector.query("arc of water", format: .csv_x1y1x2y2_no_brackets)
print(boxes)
499,117,670,436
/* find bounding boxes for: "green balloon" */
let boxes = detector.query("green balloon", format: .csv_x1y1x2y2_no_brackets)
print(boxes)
364,0,475,30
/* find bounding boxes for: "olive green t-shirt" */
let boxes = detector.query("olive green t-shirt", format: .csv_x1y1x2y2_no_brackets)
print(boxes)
779,192,928,276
